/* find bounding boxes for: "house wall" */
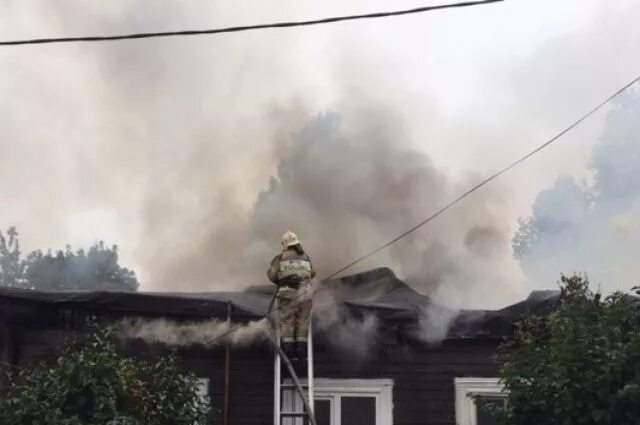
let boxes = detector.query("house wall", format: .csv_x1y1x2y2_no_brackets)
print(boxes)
313,339,500,425
0,319,14,363
1,304,500,425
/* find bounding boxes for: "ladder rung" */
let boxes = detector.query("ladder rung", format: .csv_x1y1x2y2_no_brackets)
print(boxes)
281,383,309,388
281,411,308,417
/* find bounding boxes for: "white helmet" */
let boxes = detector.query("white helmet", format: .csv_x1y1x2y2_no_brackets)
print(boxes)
281,231,300,250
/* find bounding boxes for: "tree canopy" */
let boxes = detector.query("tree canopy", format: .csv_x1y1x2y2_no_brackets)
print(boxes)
513,92,640,289
0,226,139,291
0,325,209,425
495,275,640,424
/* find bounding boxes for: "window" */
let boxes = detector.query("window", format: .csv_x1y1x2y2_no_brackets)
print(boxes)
455,378,506,425
283,379,393,425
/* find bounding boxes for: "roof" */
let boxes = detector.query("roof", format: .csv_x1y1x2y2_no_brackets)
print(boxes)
0,268,559,340
0,286,268,319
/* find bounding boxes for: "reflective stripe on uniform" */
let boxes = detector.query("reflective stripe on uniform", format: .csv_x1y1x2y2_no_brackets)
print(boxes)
277,259,312,281
279,259,312,273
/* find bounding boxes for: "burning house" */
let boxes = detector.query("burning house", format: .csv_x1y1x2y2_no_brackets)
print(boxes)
0,267,557,425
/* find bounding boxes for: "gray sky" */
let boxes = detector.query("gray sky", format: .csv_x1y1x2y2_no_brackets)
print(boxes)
1,0,639,307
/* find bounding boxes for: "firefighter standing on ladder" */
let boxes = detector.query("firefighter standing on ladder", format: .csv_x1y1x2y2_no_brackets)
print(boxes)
268,231,315,371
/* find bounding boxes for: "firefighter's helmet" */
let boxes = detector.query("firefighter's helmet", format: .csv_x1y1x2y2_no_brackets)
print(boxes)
281,231,300,250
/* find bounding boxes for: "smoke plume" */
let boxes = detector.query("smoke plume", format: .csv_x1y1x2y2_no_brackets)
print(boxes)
116,281,384,354
312,280,381,360
416,303,459,345
144,108,525,310
2,0,640,311
117,317,270,348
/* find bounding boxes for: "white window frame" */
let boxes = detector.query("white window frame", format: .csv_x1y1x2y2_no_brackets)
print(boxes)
455,377,505,425
285,378,393,425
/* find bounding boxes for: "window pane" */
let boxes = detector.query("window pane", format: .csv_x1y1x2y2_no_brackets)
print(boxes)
476,396,505,425
341,397,376,425
314,399,331,425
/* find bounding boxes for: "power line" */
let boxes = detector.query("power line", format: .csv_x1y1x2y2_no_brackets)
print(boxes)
208,73,640,348
0,0,502,46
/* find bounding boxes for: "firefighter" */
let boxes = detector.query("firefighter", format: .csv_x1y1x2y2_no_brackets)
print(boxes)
267,231,315,367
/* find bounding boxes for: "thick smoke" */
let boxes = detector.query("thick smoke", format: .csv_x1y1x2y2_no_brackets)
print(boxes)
312,279,380,361
117,280,384,353
2,0,640,312
416,303,459,345
514,91,640,293
147,107,525,309
116,283,381,352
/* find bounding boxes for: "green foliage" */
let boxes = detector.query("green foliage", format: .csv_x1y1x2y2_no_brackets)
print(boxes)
24,241,138,291
0,325,209,425
496,275,640,425
0,227,139,291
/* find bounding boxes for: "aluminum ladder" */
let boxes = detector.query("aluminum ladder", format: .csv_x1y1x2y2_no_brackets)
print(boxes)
273,316,315,425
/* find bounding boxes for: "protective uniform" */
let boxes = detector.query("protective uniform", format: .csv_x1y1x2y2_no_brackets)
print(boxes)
267,231,315,364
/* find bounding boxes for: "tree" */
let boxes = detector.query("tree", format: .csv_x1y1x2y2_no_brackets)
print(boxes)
0,227,27,288
511,177,590,260
494,275,640,424
513,92,640,290
0,227,139,291
0,325,209,425
25,241,139,291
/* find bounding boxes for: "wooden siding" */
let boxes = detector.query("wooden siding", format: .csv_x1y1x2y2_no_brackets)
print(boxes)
313,339,499,425
2,305,500,425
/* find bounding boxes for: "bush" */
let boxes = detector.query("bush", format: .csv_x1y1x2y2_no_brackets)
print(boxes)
0,325,208,425
496,275,640,424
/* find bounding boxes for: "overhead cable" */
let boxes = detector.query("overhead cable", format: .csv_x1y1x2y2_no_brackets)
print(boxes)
0,0,502,46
